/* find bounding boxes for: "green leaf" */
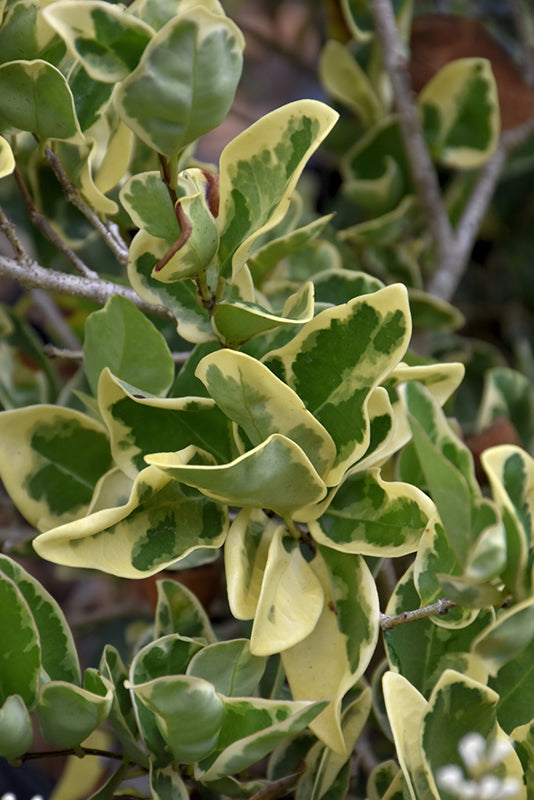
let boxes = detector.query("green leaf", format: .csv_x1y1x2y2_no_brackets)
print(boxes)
218,99,338,279
84,295,175,397
0,59,82,140
408,289,465,331
342,117,410,217
43,0,153,83
0,555,80,684
0,572,40,709
248,214,334,286
146,434,327,517
33,465,228,578
129,633,206,766
418,57,500,169
67,61,114,131
281,548,379,754
0,405,112,531
264,284,411,486
196,348,336,477
490,635,534,733
128,674,224,763
0,695,33,760
37,670,113,747
212,282,315,349
98,368,234,479
99,645,148,765
313,270,384,306
120,170,178,240
116,6,244,160
414,516,482,628
197,696,327,782
405,381,477,564
187,640,265,697
154,579,217,642
310,467,434,557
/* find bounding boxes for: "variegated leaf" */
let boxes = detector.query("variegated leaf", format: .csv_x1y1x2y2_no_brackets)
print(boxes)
0,571,41,709
116,6,244,160
418,58,500,169
249,528,324,656
0,59,82,141
481,445,534,597
196,348,336,477
295,686,372,800
211,281,315,348
127,228,215,343
146,434,328,517
37,670,113,747
248,214,333,286
281,547,379,754
0,405,112,531
264,284,411,485
0,696,33,761
150,763,189,800
187,639,265,697
129,633,205,765
224,508,276,620
309,467,434,557
319,39,383,125
154,579,216,642
197,697,327,782
0,134,14,177
0,555,80,684
472,598,534,677
127,674,224,763
33,465,228,577
120,170,178,240
97,368,234,479
218,99,338,279
43,0,153,82
421,670,525,799
382,672,438,800
385,565,491,697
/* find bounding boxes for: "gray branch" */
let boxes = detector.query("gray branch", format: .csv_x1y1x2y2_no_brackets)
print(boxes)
370,0,534,304
0,256,175,322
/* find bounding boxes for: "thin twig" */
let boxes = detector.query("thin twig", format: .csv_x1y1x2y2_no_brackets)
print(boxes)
31,289,81,349
369,0,454,268
510,0,534,86
249,768,305,800
44,344,192,363
21,746,130,764
0,205,26,260
380,598,456,630
370,0,534,305
0,255,176,322
13,166,99,279
44,146,129,266
427,116,534,300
